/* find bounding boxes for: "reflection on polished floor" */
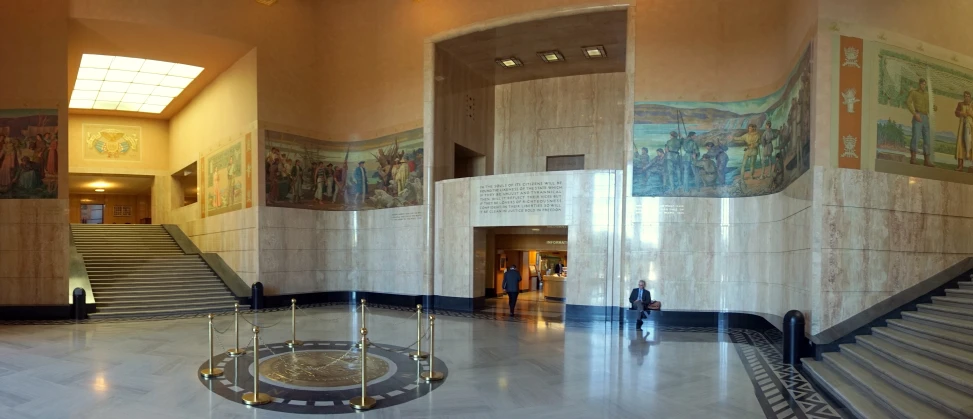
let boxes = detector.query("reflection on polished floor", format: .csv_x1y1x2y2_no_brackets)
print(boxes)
0,306,837,418
481,290,566,320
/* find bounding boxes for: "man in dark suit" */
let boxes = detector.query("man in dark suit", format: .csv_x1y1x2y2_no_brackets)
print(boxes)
629,280,657,330
554,262,564,275
502,265,522,316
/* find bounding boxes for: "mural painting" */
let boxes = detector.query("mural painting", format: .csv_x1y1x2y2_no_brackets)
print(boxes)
0,109,58,199
632,45,812,197
874,47,973,173
265,128,423,211
200,134,252,218
82,124,141,162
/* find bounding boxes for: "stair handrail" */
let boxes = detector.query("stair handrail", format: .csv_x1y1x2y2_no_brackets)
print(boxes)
67,229,96,308
161,224,252,299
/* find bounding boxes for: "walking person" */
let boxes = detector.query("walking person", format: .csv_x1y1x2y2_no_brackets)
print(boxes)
502,265,522,316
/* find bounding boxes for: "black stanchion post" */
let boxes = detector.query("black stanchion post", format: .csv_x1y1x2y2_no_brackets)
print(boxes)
72,288,86,320
251,282,264,310
783,310,807,365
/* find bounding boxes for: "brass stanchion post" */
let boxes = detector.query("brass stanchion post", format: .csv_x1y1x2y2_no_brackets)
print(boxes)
350,327,376,410
199,314,224,379
228,303,245,357
355,299,369,349
409,304,428,360
285,298,303,348
242,326,271,406
420,315,444,382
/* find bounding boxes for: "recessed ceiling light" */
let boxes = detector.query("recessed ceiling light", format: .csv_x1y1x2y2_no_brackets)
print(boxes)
537,50,564,63
495,57,523,68
581,45,607,59
70,54,203,114
94,188,105,192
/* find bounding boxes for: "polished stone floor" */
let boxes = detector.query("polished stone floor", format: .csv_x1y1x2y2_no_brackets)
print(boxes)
481,290,566,319
0,306,838,418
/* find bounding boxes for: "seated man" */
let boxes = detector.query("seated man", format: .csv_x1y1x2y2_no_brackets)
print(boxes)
628,280,661,330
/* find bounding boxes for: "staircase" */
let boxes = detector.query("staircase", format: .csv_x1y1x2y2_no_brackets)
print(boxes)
803,281,973,418
71,224,239,318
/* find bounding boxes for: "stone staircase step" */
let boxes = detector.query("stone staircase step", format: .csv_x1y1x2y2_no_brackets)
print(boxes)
96,299,238,312
876,323,973,367
801,359,894,419
88,305,236,318
918,303,973,322
901,311,973,336
838,344,973,417
945,289,973,298
86,267,211,273
823,351,953,419
857,334,973,395
96,295,237,306
93,286,229,296
90,278,219,286
958,281,973,289
931,296,973,309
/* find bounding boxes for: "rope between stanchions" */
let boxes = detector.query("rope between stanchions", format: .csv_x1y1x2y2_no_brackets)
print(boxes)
212,323,232,334
241,314,283,330
369,324,431,352
214,330,229,352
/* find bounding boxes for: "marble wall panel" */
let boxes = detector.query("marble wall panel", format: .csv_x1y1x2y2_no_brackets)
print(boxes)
256,204,427,296
0,199,69,305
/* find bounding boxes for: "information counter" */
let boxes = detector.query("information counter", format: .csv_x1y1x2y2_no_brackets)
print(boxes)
542,275,566,301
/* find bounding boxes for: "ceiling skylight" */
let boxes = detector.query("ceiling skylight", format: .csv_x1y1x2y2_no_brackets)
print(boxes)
69,54,204,114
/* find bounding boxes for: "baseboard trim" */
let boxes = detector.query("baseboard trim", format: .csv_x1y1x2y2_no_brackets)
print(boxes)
0,305,72,320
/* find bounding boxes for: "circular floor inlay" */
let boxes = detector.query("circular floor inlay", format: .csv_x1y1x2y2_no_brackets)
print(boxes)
257,350,396,391
198,341,447,414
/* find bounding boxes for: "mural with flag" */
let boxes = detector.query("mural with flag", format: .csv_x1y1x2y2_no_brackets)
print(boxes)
632,44,812,198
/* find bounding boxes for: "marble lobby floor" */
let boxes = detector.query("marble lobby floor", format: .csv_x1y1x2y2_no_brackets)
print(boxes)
0,306,839,419
480,290,566,319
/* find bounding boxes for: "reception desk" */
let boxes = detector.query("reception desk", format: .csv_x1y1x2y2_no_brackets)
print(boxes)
542,275,566,301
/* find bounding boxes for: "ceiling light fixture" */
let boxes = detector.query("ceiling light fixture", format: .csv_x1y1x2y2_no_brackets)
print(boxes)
581,45,607,59
495,57,523,69
537,50,564,63
70,54,204,114
94,188,105,192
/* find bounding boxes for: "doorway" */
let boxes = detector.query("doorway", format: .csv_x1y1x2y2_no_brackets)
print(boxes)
80,204,104,224
479,226,568,319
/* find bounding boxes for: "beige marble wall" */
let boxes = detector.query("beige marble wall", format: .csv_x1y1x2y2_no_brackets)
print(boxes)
494,73,627,174
814,167,973,333
258,206,426,297
623,169,815,329
435,170,621,305
0,200,69,305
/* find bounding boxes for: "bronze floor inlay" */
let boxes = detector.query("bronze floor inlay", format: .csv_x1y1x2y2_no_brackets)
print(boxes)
260,350,390,388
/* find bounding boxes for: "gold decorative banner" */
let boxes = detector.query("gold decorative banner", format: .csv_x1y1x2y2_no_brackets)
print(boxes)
82,124,141,162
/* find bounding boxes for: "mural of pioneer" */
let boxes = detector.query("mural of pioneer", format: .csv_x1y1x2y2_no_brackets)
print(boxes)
0,109,58,199
265,128,423,211
632,45,812,198
200,135,252,218
875,47,973,173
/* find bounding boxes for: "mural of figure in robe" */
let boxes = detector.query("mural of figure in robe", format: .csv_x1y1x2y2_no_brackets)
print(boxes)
265,128,423,211
956,91,973,172
0,110,58,199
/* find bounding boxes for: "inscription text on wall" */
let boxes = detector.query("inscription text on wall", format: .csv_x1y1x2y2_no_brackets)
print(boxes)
478,180,565,215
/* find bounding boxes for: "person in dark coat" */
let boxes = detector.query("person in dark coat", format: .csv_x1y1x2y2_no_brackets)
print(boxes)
629,280,658,330
502,265,522,316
